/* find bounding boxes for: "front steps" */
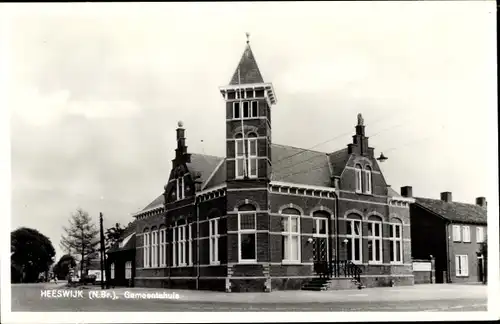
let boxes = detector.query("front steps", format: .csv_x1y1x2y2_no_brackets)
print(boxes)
302,277,365,291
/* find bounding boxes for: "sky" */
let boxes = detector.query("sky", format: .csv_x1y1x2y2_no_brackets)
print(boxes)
1,1,497,261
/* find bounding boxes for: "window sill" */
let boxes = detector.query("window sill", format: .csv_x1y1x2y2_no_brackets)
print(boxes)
209,261,221,266
368,261,383,265
238,260,257,264
456,274,469,277
390,261,404,265
282,261,301,265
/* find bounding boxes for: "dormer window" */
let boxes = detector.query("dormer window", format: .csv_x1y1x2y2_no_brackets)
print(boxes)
176,176,185,200
364,166,372,194
355,164,372,194
355,164,362,192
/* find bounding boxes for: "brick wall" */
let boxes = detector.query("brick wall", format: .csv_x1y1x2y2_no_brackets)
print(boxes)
448,222,485,283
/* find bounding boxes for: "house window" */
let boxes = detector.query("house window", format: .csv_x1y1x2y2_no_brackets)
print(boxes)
364,166,372,194
234,133,246,178
125,261,132,279
188,223,193,266
368,220,382,263
233,102,240,119
151,228,158,268
346,218,362,263
455,255,469,276
355,165,362,193
143,229,150,268
209,218,220,265
243,101,250,118
159,227,166,267
476,227,485,243
462,226,471,243
251,101,258,117
172,226,176,267
110,263,115,280
389,221,403,263
176,176,185,200
178,223,187,266
281,209,301,263
452,225,461,242
247,133,258,178
238,207,257,263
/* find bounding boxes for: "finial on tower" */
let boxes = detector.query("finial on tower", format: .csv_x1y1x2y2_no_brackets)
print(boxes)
246,32,250,44
177,120,184,128
357,113,364,126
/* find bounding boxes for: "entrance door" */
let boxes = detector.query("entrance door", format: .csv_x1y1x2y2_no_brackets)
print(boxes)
312,216,329,276
477,256,484,283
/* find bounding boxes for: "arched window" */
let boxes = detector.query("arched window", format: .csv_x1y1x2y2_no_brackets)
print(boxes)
173,220,187,267
159,225,167,267
355,164,363,193
209,210,221,265
389,218,403,263
346,214,362,263
143,228,150,268
151,227,158,268
247,133,258,178
280,208,301,263
238,204,257,263
367,216,382,263
234,133,246,179
364,166,372,194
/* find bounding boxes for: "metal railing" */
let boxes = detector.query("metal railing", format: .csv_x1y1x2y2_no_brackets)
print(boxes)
313,260,362,282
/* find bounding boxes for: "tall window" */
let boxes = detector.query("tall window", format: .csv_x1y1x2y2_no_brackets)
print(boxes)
238,205,257,263
235,133,246,178
125,261,132,279
462,226,471,243
188,223,193,266
368,218,382,263
209,218,220,265
159,227,166,267
175,222,187,266
364,166,372,194
452,225,461,242
143,229,150,268
151,228,158,268
233,101,259,119
476,227,485,243
176,176,185,200
110,263,115,279
389,220,403,263
247,133,258,178
455,255,469,276
346,217,362,263
355,165,362,193
281,208,301,263
233,102,241,119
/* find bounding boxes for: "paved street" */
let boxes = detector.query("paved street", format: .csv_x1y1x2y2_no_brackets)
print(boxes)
11,282,487,312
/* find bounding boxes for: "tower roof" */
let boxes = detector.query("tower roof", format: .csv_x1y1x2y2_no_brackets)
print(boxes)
229,41,265,85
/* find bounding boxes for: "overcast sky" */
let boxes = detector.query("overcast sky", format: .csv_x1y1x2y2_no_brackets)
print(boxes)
2,2,497,260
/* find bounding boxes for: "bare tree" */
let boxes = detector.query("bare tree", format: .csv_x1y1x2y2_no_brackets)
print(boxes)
60,209,99,277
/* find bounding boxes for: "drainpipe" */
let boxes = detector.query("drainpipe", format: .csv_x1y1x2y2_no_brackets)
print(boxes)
334,191,340,275
445,220,452,283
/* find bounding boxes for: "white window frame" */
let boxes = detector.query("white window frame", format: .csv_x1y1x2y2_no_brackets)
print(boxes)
235,136,246,179
346,219,362,263
452,225,461,242
151,229,158,268
389,222,403,263
176,177,185,200
188,223,193,266
246,135,258,179
177,224,187,267
143,230,150,268
232,100,259,119
125,261,132,279
455,254,469,277
110,263,115,279
364,166,372,194
159,228,166,267
172,226,177,267
476,226,485,243
281,214,301,264
238,212,257,263
368,221,382,263
462,226,471,243
355,165,362,193
209,218,220,265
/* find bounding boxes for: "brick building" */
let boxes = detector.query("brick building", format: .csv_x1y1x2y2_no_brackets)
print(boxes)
402,187,487,284
111,40,416,292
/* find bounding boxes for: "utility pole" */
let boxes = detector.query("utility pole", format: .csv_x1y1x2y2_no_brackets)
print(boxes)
99,212,106,289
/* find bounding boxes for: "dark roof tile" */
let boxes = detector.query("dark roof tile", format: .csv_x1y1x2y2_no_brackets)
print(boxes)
229,44,264,85
415,197,487,225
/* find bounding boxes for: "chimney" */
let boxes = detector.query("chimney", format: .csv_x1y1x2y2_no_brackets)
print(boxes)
401,186,413,198
173,120,191,166
476,197,487,208
440,192,452,203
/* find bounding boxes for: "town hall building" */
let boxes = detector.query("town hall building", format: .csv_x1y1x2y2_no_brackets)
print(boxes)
107,39,415,292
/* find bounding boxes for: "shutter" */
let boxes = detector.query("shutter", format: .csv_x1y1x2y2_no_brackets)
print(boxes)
455,255,460,276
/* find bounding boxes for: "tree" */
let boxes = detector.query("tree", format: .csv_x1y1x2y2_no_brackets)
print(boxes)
105,223,125,250
53,254,77,280
11,227,56,283
60,209,99,276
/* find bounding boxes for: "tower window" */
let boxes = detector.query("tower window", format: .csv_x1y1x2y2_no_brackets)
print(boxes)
243,101,250,118
233,102,240,119
246,90,254,98
251,101,258,117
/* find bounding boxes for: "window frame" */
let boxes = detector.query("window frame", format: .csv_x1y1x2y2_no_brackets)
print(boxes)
246,133,258,179
143,229,150,268
364,166,372,194
346,219,363,264
452,225,462,242
281,213,301,264
176,176,185,200
125,261,132,279
209,218,220,265
110,263,115,280
476,226,485,243
177,224,187,267
238,211,257,264
389,222,403,264
159,228,166,267
455,254,469,277
151,229,158,268
232,100,259,119
188,223,193,266
368,220,383,264
355,165,363,193
462,225,471,243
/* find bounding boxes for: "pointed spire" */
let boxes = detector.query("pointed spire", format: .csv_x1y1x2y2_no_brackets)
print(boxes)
229,33,264,85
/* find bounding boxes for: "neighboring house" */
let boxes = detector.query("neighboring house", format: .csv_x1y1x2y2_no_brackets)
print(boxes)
107,222,137,287
125,39,415,292
402,187,487,284
78,259,106,282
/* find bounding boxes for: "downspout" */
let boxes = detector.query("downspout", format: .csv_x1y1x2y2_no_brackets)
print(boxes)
445,220,452,283
334,190,340,274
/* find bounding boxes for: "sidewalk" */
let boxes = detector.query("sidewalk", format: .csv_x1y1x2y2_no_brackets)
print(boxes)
106,284,487,304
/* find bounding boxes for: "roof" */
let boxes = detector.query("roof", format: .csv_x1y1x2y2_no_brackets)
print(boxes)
187,153,225,189
229,42,264,85
327,148,350,177
387,187,402,198
415,197,487,225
